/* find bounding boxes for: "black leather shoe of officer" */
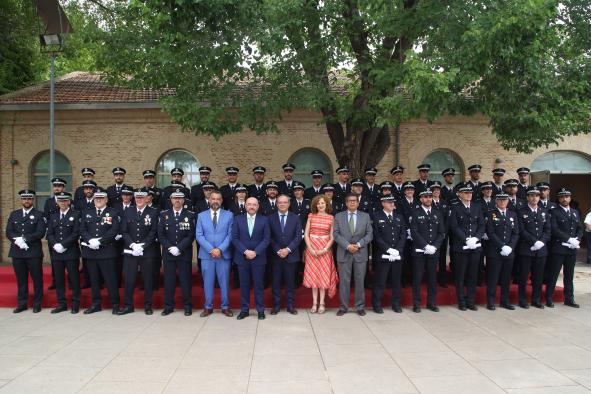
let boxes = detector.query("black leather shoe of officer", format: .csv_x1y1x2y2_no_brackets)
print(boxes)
413,305,421,313
500,303,515,310
32,305,41,313
373,306,384,314
184,308,192,316
565,301,580,308
531,302,544,309
286,308,298,315
71,305,79,314
258,312,266,320
84,305,101,314
427,304,439,312
161,308,173,316
486,304,496,311
118,307,134,315
51,305,67,314
145,308,153,315
357,309,366,316
518,302,529,309
545,301,554,308
336,309,347,316
458,304,467,311
467,304,478,311
392,305,402,313
237,311,249,320
112,306,121,315
13,305,27,313
270,308,279,315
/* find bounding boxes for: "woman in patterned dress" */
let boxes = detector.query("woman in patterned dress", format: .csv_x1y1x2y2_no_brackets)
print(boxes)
303,195,338,314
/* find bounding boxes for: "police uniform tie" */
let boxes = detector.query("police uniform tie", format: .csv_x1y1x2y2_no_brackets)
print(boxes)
298,201,302,209
137,210,142,220
175,211,179,219
97,209,102,216
387,214,392,221
61,213,65,220
212,210,218,229
271,201,275,209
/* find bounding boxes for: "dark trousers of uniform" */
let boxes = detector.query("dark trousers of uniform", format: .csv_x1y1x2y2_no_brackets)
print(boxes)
163,259,192,309
372,260,402,308
438,235,449,283
547,253,576,303
238,263,265,313
486,256,514,305
12,258,43,307
81,258,92,286
477,241,488,286
53,259,80,307
412,254,438,306
115,243,124,288
272,260,296,310
402,243,413,286
518,255,546,304
87,258,120,307
453,251,479,306
124,255,154,309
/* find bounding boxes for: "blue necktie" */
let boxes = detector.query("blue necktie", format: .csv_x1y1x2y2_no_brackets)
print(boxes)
280,214,286,232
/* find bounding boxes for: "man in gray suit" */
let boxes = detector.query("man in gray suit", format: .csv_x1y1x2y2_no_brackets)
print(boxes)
333,194,373,316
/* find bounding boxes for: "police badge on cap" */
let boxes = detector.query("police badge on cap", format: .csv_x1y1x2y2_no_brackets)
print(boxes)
171,168,184,176
143,170,156,178
402,181,415,190
112,167,126,175
457,182,473,193
495,192,509,200
292,181,305,190
517,167,531,174
51,177,66,186
556,187,572,197
526,186,540,195
226,167,239,174
121,186,134,195
441,168,455,176
417,164,431,171
419,188,433,197
390,166,404,175
492,168,506,176
468,164,482,172
364,167,377,175
82,180,97,189
94,188,108,198
55,191,71,200
321,183,334,192
480,181,493,190
336,166,350,174
199,166,212,174
282,163,295,171
504,179,519,187
81,168,95,176
351,178,364,186
266,181,278,189
311,170,324,177
380,181,393,190
253,166,266,174
536,182,550,190
18,189,35,198
170,188,186,198
134,188,148,197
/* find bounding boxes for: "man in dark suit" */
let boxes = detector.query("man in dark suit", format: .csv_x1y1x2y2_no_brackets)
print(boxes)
79,188,121,314
232,197,271,320
485,193,519,310
46,192,81,314
504,179,526,212
158,189,196,316
74,180,97,213
333,166,351,206
193,181,218,213
74,168,95,201
289,182,309,287
268,195,302,314
6,190,47,313
440,168,456,202
537,182,557,211
118,188,160,315
476,182,495,286
107,167,131,207
413,163,433,196
44,177,68,291
491,168,505,196
247,166,267,201
277,163,296,197
466,164,482,195
112,185,135,288
260,181,279,216
219,167,240,209
142,170,164,210
190,166,212,207
363,167,379,204
517,167,531,200
390,166,405,201
546,187,582,308
304,170,324,201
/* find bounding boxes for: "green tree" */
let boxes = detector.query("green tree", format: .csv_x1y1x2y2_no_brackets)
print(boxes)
97,0,590,175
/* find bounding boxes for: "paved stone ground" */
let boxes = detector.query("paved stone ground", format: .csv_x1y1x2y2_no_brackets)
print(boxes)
0,263,589,393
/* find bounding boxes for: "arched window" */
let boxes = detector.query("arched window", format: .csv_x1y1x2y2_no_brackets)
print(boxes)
31,151,72,208
531,151,591,173
288,148,333,184
156,150,201,187
422,149,464,184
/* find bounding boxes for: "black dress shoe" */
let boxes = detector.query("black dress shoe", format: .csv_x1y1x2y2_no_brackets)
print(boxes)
546,301,555,308
518,302,530,309
51,305,67,314
13,305,27,314
118,307,134,315
357,309,366,316
71,305,79,314
458,305,467,311
531,302,544,309
112,306,121,315
237,311,249,320
500,303,515,310
286,308,298,315
258,312,266,320
184,308,192,316
487,304,496,311
413,305,421,313
427,304,439,312
270,308,279,315
336,309,347,316
161,308,174,316
392,305,402,313
84,305,101,314
373,306,384,314
467,304,478,311
145,308,153,315
32,305,41,313
565,301,580,308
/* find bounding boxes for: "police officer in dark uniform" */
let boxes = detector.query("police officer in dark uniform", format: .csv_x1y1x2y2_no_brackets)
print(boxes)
163,180,191,210
304,170,324,201
260,181,279,216
277,163,296,196
193,181,218,213
74,168,95,201
390,166,405,201
142,170,164,210
485,192,519,310
351,178,373,217
107,167,130,207
44,177,67,220
517,186,551,309
46,191,81,314
74,180,97,213
144,188,163,290
371,195,406,313
516,167,531,200
159,188,196,316
476,181,495,286
321,184,341,214
546,187,582,308
119,188,160,315
413,164,433,196
466,164,482,195
219,167,240,209
491,168,505,196
247,166,267,201
333,166,351,206
363,167,379,204
448,183,485,311
431,181,451,287
80,187,121,314
290,181,310,228
379,181,394,200
228,184,249,216
399,181,419,287
504,179,526,212
6,190,47,313
441,168,456,201
190,166,212,207
537,182,557,211
113,185,135,288
409,189,446,312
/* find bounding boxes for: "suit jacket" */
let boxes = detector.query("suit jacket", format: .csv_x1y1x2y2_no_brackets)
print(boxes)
107,183,132,207
441,184,456,202
120,206,160,258
74,198,95,213
162,185,191,211
289,198,310,229
46,209,80,261
507,197,526,213
219,184,238,209
517,206,552,257
333,183,351,205
79,207,120,259
43,196,61,220
229,201,247,216
304,186,322,201
551,206,582,255
372,210,406,261
485,208,519,257
196,208,233,260
157,209,195,261
190,184,206,208
448,202,485,253
260,199,278,216
268,211,302,263
247,184,267,201
277,180,295,197
333,210,373,263
413,179,434,196
231,213,270,266
6,208,47,259
409,207,445,255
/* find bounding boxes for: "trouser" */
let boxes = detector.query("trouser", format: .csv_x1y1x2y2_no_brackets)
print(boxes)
12,258,43,307
152,251,162,290
163,259,193,309
337,260,367,311
547,253,576,303
453,251,480,306
201,258,231,310
232,262,241,288
87,258,120,307
438,234,449,282
402,243,413,286
80,258,91,285
272,260,296,309
412,254,438,306
477,241,488,285
372,260,402,308
518,254,546,304
123,255,154,309
115,243,124,288
486,256,514,305
238,263,265,313
53,259,80,306
586,232,591,263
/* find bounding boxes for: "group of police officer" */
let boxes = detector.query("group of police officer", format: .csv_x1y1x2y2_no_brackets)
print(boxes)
5,162,582,315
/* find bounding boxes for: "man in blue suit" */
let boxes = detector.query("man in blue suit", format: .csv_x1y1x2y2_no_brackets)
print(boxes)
232,197,271,320
196,190,234,317
268,195,302,315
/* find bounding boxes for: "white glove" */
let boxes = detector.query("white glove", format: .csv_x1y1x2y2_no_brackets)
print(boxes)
88,238,101,250
482,233,489,241
424,245,437,255
569,243,580,250
406,229,412,240
387,255,397,262
500,245,512,256
387,248,400,257
168,246,181,256
115,234,123,241
466,237,478,249
533,241,545,251
17,240,29,250
568,238,580,247
132,248,143,256
53,243,66,254
14,236,24,244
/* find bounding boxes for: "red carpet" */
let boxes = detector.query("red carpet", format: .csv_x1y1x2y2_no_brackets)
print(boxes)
0,266,564,309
